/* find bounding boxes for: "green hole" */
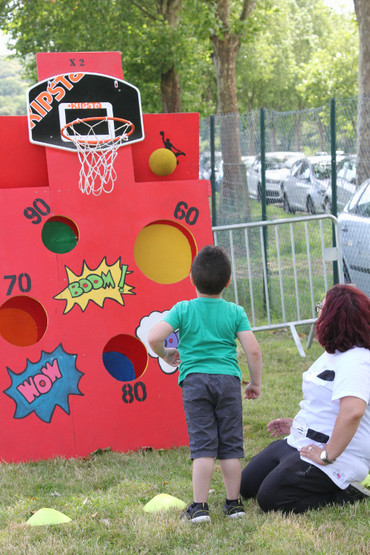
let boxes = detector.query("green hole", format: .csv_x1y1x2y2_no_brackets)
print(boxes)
42,220,78,254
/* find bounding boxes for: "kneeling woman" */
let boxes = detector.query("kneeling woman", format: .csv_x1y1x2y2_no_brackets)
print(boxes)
241,284,370,514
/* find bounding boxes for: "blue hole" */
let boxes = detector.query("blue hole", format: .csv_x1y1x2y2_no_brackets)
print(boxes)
102,351,136,381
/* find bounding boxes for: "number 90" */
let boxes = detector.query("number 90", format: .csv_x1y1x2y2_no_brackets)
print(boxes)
24,198,51,224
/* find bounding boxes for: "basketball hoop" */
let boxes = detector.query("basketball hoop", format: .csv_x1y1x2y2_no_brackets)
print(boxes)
61,116,135,195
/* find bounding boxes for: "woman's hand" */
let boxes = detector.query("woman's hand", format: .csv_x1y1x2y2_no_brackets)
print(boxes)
300,444,327,465
267,418,293,437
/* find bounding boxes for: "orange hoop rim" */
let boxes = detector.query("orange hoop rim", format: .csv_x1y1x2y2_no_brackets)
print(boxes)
60,116,135,145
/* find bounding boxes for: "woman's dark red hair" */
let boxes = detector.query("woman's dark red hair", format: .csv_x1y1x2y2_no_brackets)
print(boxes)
316,284,370,353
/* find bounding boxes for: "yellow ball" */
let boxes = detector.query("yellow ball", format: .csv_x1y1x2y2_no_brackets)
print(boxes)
149,148,177,176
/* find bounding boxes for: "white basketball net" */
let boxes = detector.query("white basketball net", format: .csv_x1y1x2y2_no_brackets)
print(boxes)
62,118,133,196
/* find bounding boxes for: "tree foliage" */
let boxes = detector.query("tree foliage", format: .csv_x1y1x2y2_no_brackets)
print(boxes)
0,0,359,117
0,55,29,114
237,0,358,112
0,0,213,113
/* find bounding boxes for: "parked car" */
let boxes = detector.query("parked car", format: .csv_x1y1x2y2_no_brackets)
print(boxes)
199,151,223,192
216,156,255,191
338,178,370,297
241,155,255,171
281,155,333,214
325,155,357,212
199,151,222,181
247,151,303,202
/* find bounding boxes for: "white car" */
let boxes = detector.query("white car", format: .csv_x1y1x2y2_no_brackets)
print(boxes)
247,151,303,202
338,179,370,297
199,151,223,191
281,155,332,214
241,155,255,171
325,155,357,212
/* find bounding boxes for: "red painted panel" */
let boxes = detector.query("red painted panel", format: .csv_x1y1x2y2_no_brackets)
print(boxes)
36,51,124,81
0,116,48,189
132,113,199,182
0,52,213,463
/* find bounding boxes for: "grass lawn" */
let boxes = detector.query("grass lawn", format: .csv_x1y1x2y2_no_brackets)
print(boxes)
0,330,368,554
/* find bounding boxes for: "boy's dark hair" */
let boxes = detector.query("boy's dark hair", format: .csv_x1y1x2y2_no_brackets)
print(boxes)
191,245,231,295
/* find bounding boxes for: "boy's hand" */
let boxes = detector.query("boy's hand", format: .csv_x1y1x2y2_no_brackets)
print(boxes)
163,348,181,367
148,321,179,366
244,382,261,399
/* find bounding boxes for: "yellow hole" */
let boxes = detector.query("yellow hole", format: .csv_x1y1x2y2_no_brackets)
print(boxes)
134,222,195,284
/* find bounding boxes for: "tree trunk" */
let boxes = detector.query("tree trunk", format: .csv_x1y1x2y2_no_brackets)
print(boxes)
157,0,182,112
212,34,240,114
210,0,256,223
161,67,181,112
212,33,246,222
354,0,370,186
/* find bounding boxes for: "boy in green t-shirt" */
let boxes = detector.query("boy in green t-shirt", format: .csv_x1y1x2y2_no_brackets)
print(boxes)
148,245,262,523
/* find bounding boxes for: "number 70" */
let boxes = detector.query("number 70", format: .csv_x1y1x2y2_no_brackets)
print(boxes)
3,274,31,295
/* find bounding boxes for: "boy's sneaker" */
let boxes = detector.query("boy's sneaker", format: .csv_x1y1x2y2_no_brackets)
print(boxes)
180,502,211,523
223,498,246,519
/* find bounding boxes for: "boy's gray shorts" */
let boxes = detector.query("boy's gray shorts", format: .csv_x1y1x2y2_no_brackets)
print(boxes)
181,373,244,460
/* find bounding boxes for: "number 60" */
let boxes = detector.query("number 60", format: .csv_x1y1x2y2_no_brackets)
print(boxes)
174,201,199,225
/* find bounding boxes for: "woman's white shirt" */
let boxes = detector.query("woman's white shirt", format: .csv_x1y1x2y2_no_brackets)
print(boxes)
287,347,370,488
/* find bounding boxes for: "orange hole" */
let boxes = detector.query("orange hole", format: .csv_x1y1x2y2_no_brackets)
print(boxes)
0,296,48,346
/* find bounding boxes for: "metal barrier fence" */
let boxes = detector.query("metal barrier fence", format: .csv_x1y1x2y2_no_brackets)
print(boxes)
212,214,344,357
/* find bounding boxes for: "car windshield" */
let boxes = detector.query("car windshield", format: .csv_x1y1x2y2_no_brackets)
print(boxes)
312,161,331,180
266,156,291,170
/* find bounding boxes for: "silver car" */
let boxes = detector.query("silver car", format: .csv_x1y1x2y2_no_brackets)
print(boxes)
338,179,370,297
247,151,303,202
281,155,332,214
325,155,357,212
